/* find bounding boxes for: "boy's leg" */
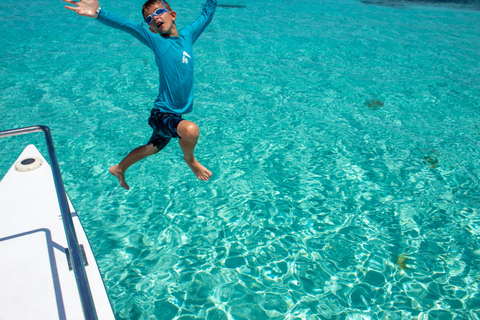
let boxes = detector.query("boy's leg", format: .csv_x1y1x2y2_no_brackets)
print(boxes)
177,120,212,181
109,144,159,190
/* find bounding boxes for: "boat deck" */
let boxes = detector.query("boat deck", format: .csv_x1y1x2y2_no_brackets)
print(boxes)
0,144,114,320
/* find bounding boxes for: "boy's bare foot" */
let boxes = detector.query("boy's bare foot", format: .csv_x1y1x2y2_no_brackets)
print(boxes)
109,165,130,190
185,158,212,181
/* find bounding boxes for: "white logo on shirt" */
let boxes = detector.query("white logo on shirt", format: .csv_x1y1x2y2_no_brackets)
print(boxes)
182,51,191,64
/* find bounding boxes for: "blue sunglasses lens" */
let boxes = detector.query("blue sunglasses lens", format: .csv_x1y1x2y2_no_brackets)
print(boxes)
145,8,166,24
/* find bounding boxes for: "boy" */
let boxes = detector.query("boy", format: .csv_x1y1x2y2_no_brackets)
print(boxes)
64,0,216,190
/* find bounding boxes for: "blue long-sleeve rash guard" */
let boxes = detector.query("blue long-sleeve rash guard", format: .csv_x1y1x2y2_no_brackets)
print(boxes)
97,0,217,115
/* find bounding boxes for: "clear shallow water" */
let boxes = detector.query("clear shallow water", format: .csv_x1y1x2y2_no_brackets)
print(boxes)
1,0,480,319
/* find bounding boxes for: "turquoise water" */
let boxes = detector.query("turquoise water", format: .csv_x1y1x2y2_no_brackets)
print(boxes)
1,0,480,318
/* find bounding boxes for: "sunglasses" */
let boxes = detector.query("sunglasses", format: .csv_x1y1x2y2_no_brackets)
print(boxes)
144,0,170,25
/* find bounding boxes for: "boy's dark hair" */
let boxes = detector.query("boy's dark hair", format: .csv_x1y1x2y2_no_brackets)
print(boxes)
142,0,173,19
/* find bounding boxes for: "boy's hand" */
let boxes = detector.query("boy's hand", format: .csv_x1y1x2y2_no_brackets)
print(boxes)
64,0,100,18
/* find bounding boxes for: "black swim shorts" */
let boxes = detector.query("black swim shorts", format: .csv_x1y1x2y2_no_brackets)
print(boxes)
147,109,183,151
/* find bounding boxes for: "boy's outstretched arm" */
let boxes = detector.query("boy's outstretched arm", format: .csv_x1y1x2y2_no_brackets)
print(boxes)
64,0,100,18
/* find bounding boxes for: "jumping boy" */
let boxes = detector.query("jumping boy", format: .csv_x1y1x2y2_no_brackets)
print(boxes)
64,0,216,190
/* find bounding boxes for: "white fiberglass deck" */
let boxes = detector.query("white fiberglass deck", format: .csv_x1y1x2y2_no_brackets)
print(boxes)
0,145,114,320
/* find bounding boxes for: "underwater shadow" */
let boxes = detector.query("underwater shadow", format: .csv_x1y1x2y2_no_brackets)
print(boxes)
217,4,247,8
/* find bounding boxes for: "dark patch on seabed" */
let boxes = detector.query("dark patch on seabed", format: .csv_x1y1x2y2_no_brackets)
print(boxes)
360,0,480,10
364,98,384,110
217,4,247,8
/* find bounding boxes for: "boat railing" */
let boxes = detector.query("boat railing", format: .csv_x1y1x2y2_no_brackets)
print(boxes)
0,125,98,320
